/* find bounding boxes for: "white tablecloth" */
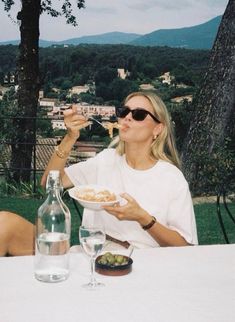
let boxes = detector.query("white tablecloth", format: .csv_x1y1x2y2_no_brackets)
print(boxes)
0,244,235,322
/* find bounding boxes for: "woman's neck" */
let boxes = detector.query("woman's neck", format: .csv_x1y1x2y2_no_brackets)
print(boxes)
125,144,156,170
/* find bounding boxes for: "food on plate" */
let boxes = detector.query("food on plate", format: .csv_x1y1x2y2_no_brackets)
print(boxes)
75,188,116,202
102,122,123,138
97,252,129,267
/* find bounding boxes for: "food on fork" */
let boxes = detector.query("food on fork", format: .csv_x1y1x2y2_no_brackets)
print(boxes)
76,188,116,202
102,122,123,138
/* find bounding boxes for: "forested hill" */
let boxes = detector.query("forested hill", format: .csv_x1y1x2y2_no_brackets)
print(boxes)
130,16,222,49
0,44,210,87
0,16,221,49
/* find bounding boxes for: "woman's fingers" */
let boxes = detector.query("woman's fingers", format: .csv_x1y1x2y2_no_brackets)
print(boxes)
72,104,78,114
120,193,135,203
63,106,74,117
63,105,90,136
63,104,78,116
77,121,92,130
63,105,86,122
103,203,120,212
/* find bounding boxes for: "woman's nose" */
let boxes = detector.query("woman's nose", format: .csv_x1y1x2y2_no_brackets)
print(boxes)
124,111,132,121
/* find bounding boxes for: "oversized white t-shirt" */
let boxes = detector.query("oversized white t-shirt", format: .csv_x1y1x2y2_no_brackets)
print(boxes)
65,148,198,248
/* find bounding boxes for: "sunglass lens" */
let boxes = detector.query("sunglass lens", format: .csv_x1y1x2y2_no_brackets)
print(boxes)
132,109,147,121
116,107,130,118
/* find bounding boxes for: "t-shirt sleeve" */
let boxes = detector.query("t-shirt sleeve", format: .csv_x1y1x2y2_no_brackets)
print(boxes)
167,176,198,245
64,148,115,187
65,154,99,187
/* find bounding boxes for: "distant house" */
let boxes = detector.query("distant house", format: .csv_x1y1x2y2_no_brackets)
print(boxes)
76,104,115,118
171,95,193,103
71,142,104,162
4,72,16,85
68,85,89,96
48,103,115,130
0,138,105,177
39,90,44,99
117,68,130,80
52,87,60,93
159,72,175,85
39,98,59,110
176,83,190,89
51,119,66,130
139,83,155,91
0,85,9,100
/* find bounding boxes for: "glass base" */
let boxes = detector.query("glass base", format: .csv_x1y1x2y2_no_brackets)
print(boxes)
82,280,105,290
35,272,69,283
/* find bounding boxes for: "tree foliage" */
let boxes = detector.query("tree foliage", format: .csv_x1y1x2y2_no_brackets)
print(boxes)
2,0,85,25
1,0,85,182
0,45,210,89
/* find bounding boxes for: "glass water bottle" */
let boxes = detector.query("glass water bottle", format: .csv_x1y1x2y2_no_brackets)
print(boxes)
34,170,71,283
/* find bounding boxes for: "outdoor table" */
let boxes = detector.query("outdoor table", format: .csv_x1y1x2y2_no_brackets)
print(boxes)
0,244,235,322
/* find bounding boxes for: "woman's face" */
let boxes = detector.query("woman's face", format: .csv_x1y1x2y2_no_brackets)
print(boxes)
118,95,162,145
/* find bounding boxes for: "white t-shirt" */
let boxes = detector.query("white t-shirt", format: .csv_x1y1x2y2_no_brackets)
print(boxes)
65,148,198,248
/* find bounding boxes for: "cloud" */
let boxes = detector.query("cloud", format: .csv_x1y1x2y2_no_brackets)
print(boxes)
85,6,116,15
0,0,229,41
126,0,228,11
126,0,191,11
195,0,228,8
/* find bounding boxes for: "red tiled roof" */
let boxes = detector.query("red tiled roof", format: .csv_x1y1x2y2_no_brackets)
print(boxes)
0,139,105,173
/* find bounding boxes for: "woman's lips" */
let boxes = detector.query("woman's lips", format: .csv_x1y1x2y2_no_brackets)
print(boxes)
120,124,129,131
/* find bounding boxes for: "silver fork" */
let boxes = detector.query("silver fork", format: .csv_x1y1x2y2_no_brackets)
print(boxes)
88,116,106,128
128,246,134,258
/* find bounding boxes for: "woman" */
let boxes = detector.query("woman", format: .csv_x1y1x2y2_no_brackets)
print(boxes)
0,91,198,255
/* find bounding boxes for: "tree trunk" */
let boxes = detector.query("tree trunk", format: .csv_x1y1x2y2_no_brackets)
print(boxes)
10,0,40,182
181,0,235,196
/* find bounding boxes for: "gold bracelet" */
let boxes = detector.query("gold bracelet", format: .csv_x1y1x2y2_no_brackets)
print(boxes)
142,216,157,230
55,145,69,159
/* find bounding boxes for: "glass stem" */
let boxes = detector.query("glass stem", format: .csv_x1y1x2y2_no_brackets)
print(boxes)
90,256,96,286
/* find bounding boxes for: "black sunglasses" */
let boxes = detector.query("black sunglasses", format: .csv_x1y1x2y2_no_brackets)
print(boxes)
116,106,160,123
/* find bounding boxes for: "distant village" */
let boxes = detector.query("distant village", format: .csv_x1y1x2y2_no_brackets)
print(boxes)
0,68,193,172
0,68,192,132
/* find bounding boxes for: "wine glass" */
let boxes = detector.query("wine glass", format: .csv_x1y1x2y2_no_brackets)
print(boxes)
79,225,106,289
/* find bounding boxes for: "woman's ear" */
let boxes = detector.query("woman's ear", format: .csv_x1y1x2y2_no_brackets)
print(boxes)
153,122,164,137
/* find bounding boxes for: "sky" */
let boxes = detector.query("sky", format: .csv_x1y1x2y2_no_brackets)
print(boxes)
0,0,229,42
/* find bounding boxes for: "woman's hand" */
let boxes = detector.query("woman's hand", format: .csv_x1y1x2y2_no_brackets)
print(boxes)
102,193,152,226
64,105,91,140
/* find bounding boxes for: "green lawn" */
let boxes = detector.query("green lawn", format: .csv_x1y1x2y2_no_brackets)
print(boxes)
1,196,235,246
194,202,235,244
0,196,82,246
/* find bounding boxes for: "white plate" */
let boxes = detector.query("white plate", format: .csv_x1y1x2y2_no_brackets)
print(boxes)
68,184,120,210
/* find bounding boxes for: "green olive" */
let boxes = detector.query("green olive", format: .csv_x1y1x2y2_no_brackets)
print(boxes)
98,258,107,265
98,252,128,267
116,255,124,264
106,254,115,264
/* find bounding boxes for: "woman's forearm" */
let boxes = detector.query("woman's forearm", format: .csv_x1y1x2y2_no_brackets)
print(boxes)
134,208,188,247
40,134,77,188
147,221,190,246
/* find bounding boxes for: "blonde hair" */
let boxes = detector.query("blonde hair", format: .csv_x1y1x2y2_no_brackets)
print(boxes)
114,91,181,169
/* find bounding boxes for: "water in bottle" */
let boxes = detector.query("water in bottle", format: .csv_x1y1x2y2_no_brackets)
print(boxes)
34,170,71,282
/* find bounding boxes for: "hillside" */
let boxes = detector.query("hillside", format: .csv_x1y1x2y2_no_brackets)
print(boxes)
0,32,141,48
130,16,221,49
0,16,221,49
58,32,141,45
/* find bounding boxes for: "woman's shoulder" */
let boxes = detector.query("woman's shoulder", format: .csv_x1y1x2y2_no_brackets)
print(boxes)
96,148,120,162
157,160,187,184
